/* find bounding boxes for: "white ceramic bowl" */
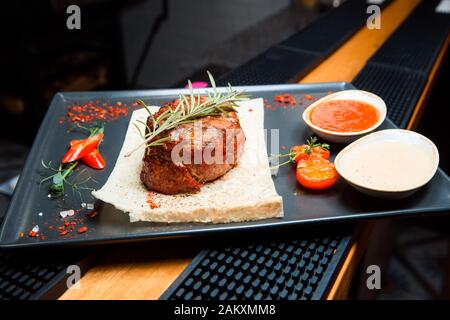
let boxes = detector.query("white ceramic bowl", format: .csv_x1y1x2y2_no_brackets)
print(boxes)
335,129,439,199
302,90,387,144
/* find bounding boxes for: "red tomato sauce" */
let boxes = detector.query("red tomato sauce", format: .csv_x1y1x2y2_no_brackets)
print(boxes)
310,100,379,132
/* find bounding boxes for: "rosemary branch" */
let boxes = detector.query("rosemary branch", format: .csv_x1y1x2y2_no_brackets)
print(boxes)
125,71,249,157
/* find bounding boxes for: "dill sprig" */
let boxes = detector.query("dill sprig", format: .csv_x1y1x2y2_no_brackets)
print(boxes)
40,161,78,197
40,161,96,200
126,71,249,156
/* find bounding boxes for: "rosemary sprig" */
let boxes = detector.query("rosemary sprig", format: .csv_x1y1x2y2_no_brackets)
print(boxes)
125,71,249,156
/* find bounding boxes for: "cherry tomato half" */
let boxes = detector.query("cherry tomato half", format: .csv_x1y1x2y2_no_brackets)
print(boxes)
296,156,338,190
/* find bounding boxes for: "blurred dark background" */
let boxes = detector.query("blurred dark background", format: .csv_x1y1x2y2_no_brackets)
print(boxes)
0,0,336,145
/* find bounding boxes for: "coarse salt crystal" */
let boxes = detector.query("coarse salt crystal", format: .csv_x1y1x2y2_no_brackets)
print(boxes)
60,209,75,218
81,203,86,208
38,212,43,217
86,203,94,210
32,225,39,233
60,210,69,218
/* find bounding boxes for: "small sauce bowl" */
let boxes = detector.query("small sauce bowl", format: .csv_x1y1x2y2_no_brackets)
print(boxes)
302,90,387,144
335,129,439,199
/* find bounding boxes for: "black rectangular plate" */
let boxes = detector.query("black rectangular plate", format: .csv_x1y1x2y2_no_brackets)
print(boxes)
2,82,450,248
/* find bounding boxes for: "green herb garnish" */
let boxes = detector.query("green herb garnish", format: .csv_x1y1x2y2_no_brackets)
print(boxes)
126,72,249,156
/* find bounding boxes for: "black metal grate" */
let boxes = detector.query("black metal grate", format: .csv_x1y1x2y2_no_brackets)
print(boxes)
217,47,321,86
278,0,392,55
369,0,450,75
353,0,450,129
353,63,427,128
161,234,349,300
0,248,90,300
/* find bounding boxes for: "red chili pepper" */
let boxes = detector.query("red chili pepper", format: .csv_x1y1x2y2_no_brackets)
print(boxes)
146,193,160,209
81,149,106,170
62,133,104,163
70,139,80,147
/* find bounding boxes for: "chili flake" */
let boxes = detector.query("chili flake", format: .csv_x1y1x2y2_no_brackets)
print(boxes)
59,230,70,236
28,225,40,237
87,210,98,218
77,226,88,234
62,100,137,124
146,193,160,209
275,94,296,105
28,231,37,237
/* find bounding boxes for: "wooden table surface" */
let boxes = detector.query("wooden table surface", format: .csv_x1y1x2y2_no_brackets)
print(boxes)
60,0,444,300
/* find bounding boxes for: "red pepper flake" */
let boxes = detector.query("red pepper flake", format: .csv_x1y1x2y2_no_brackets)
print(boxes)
64,221,70,227
305,95,313,100
19,232,24,238
62,100,135,124
146,193,160,209
77,226,88,234
87,210,98,218
59,230,70,236
28,230,38,237
248,108,254,112
275,94,296,105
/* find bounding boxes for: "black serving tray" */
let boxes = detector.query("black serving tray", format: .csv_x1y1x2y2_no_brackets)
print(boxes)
2,82,450,248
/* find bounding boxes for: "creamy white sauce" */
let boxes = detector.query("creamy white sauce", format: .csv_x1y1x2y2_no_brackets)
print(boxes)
339,139,436,191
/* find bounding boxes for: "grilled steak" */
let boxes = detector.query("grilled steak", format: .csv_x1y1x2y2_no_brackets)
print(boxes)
140,101,246,194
